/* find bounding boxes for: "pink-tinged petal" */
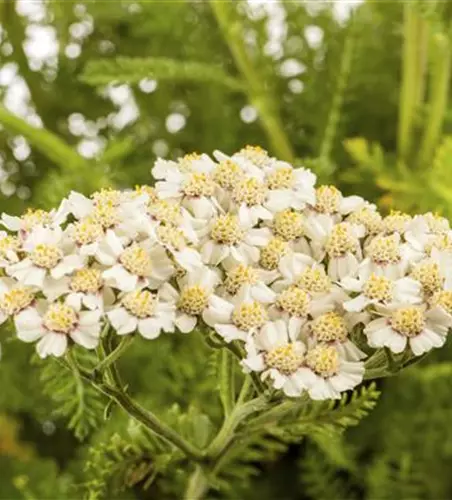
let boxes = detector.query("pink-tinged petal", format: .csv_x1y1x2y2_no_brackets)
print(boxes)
36,333,67,358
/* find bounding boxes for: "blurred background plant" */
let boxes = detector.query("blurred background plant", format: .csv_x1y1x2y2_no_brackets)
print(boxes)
1,0,452,498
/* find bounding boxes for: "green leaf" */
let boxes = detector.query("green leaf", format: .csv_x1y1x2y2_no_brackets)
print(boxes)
0,105,88,171
37,349,106,441
80,57,244,91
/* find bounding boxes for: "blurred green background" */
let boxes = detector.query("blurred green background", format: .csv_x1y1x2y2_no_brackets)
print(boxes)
1,0,452,498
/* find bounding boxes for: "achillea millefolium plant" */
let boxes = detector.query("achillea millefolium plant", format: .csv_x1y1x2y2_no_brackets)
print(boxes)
1,145,452,498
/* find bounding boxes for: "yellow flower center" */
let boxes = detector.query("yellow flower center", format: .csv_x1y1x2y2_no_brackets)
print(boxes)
178,285,209,316
156,225,187,250
383,210,411,234
427,233,452,254
273,210,305,241
296,267,331,293
148,200,181,226
431,290,452,315
390,307,425,337
210,215,244,245
315,185,341,214
325,223,358,258
183,172,216,197
239,145,270,167
266,167,294,190
91,188,122,207
0,235,21,258
134,185,159,204
311,312,348,342
224,265,259,295
30,244,63,269
363,274,393,301
276,286,310,317
92,201,120,229
425,212,450,234
72,217,104,245
213,160,244,190
265,344,304,375
410,261,443,295
367,235,401,264
347,207,383,234
305,345,339,377
232,302,268,331
232,177,267,206
123,290,157,318
22,209,52,231
0,287,34,315
43,303,78,334
259,237,289,270
178,152,201,172
70,268,103,294
119,245,152,277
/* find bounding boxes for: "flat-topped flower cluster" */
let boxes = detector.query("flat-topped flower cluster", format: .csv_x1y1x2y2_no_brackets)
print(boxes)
1,145,452,400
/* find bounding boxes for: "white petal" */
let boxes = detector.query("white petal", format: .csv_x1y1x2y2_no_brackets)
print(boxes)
70,329,99,349
36,333,68,358
138,317,162,339
175,314,197,333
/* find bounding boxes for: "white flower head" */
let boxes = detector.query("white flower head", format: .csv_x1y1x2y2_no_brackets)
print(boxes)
159,266,220,333
0,278,36,325
242,319,307,397
364,304,452,356
15,299,102,358
7,226,85,294
107,289,175,339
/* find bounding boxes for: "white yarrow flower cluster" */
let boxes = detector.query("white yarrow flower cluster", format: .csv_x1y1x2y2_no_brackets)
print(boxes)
2,146,452,400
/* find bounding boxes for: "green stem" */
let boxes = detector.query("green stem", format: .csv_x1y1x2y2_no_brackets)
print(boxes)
93,335,134,376
237,376,253,406
219,349,235,417
210,1,295,162
184,466,209,500
398,4,425,162
66,348,204,462
207,396,268,459
418,32,451,168
319,20,355,160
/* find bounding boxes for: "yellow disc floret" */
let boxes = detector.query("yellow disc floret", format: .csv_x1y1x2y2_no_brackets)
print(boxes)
410,260,443,295
119,245,152,277
325,223,358,258
70,268,103,294
265,344,304,375
232,302,268,331
348,207,383,234
92,201,120,229
30,244,63,269
43,303,78,334
273,210,305,241
259,237,289,270
224,265,259,295
390,306,425,337
315,185,341,214
310,312,348,342
383,210,411,234
276,286,310,317
0,235,21,258
123,290,157,318
232,177,267,206
305,345,339,377
178,286,209,316
91,188,122,207
266,167,294,190
363,274,393,302
213,160,244,190
0,287,34,315
367,235,401,264
148,200,181,226
22,209,52,231
183,172,216,198
210,215,244,245
157,225,187,250
431,290,452,315
72,217,104,245
296,267,331,293
239,145,270,167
